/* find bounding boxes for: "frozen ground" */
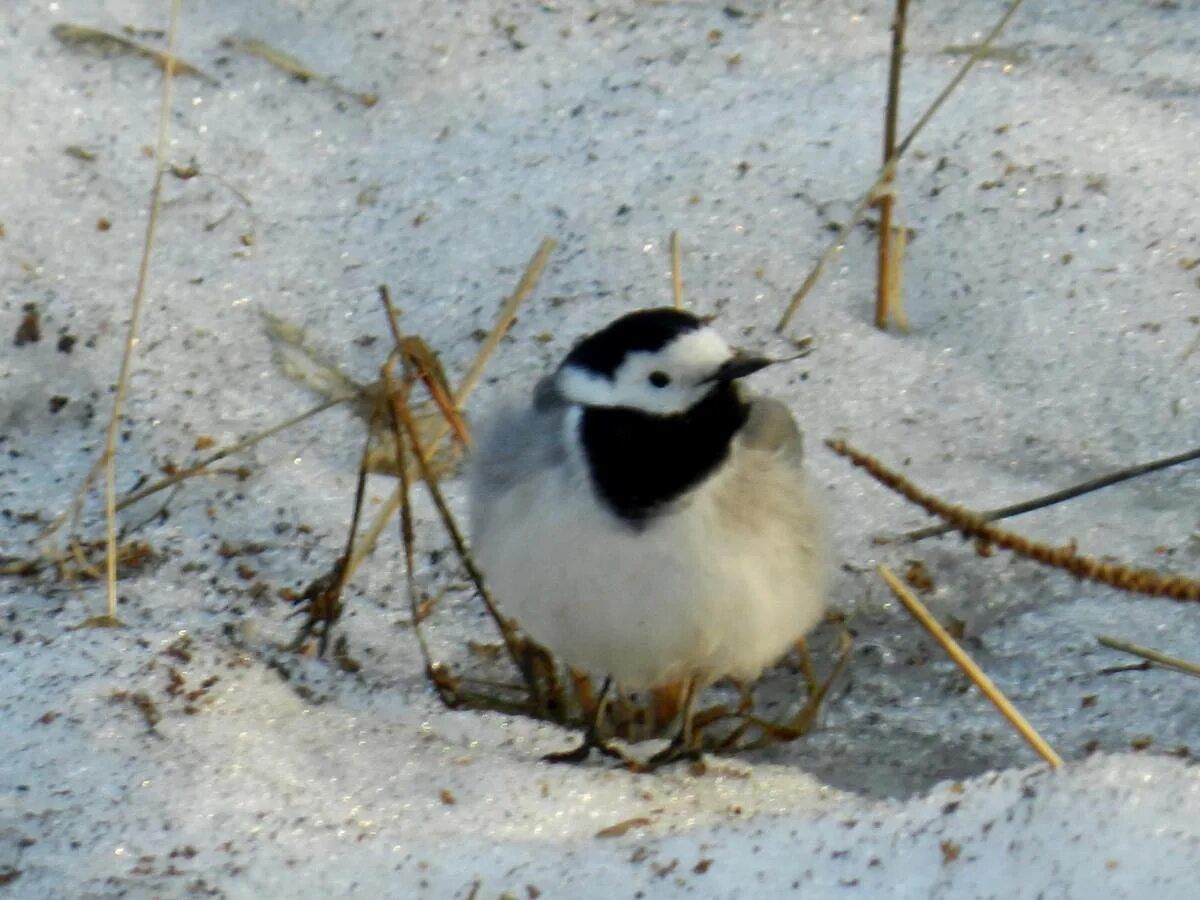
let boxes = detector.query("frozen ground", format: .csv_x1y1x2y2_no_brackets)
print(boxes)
2,0,1198,896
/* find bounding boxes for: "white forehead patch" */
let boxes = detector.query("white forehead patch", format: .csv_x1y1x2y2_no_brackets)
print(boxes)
663,327,736,372
556,324,734,414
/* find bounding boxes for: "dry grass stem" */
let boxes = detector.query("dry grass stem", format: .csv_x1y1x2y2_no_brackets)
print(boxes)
829,439,1200,601
47,0,186,625
115,397,345,512
379,357,438,681
345,238,555,577
1096,635,1200,679
100,0,184,621
390,383,528,681
777,0,1028,332
874,0,909,331
221,34,378,108
455,237,556,407
886,224,909,331
51,22,216,84
878,564,1063,768
670,230,684,310
898,445,1200,542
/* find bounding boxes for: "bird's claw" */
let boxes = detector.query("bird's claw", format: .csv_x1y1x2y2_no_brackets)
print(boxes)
642,736,703,771
542,734,632,767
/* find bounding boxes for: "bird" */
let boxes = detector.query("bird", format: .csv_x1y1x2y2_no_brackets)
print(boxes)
468,307,825,767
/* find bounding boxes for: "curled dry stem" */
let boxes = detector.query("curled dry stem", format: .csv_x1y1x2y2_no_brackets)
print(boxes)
828,438,1200,602
344,237,555,578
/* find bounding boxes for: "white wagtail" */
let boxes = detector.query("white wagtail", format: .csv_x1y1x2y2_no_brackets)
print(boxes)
469,307,825,766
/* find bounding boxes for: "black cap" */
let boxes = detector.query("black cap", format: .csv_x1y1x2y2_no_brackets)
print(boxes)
562,308,705,379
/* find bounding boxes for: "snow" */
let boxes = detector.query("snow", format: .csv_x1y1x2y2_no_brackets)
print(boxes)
2,0,1198,896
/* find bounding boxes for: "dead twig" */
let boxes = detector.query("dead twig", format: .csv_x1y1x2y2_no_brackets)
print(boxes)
878,564,1063,768
873,0,910,332
777,0,1028,332
220,35,377,107
344,237,556,578
51,0,184,626
99,3,182,624
670,230,684,310
897,445,1200,542
287,422,375,654
828,438,1200,602
379,352,443,691
115,397,345,512
455,237,557,407
51,21,216,84
390,357,533,694
1096,635,1200,679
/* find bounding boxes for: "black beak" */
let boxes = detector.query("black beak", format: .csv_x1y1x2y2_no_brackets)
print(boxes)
704,353,775,383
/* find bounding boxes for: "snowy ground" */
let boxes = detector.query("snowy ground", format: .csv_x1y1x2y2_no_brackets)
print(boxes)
2,0,1198,896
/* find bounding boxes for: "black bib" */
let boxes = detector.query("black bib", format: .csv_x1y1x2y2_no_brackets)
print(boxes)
578,382,748,526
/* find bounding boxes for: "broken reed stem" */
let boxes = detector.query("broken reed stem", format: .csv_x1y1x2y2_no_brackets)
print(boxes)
878,565,1063,768
380,359,438,678
829,438,1200,601
777,0,1027,332
455,237,556,407
670,230,684,310
115,397,346,512
899,445,1200,542
390,377,529,681
1096,635,1200,679
345,238,554,574
874,0,909,331
96,0,183,621
887,225,909,331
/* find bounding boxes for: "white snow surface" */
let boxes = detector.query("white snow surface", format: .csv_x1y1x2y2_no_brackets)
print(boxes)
2,0,1198,897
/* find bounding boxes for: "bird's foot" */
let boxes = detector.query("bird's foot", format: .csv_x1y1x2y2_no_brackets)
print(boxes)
542,733,632,767
641,736,703,771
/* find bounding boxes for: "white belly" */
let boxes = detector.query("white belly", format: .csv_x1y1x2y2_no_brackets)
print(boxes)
473,446,825,690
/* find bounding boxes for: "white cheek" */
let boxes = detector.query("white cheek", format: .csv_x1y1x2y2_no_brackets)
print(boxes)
621,381,692,414
558,366,619,407
559,364,692,413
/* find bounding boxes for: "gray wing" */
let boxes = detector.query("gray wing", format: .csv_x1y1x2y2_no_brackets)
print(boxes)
740,395,804,465
468,376,568,541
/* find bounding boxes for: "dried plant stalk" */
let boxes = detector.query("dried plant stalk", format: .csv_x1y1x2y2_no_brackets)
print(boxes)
383,334,532,691
95,0,183,623
885,223,909,331
874,0,909,331
116,397,345,512
1096,635,1200,679
455,237,556,407
898,445,1200,542
220,35,377,107
670,230,684,310
51,22,215,84
777,0,1028,332
829,439,1200,601
379,356,439,682
345,238,555,578
878,564,1063,768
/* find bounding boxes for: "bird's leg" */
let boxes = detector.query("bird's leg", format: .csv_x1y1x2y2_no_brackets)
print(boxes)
643,676,703,769
543,677,631,765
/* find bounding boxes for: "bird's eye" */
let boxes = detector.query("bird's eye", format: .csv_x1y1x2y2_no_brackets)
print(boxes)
648,370,671,388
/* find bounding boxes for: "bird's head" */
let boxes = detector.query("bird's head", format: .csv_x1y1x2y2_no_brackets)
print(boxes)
554,308,773,416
